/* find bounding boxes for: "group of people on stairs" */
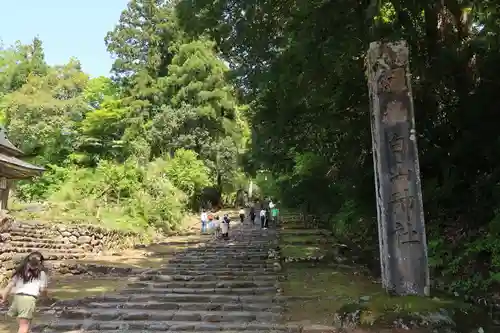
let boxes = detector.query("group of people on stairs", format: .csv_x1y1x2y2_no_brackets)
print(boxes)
200,198,279,238
249,199,279,230
200,209,231,239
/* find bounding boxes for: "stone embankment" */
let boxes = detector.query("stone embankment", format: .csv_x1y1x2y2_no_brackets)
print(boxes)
0,213,144,283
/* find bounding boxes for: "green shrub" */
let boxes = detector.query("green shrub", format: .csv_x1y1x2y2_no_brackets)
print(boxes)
13,149,214,232
14,164,73,201
162,148,212,199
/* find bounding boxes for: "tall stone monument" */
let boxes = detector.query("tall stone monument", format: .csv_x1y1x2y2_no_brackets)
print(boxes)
366,40,430,296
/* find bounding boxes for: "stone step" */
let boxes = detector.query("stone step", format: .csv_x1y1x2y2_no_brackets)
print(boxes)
8,232,54,239
178,251,270,256
58,308,281,322
34,320,302,332
8,227,51,234
182,242,273,247
36,328,335,333
119,286,278,295
2,246,84,254
55,293,284,306
127,279,277,289
159,263,277,269
5,241,80,249
36,328,336,333
164,245,278,251
154,247,277,253
279,229,331,235
179,244,273,248
199,248,278,252
166,259,276,265
139,274,277,282
154,266,278,273
159,238,277,244
10,222,44,230
8,236,65,244
175,251,273,256
169,254,276,264
12,252,85,261
148,269,278,276
164,230,199,236
82,300,283,312
157,240,216,246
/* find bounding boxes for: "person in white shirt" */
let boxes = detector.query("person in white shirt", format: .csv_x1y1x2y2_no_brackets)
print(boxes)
260,207,267,229
221,214,230,239
0,252,49,333
200,209,208,233
239,208,245,223
213,215,221,238
269,200,275,209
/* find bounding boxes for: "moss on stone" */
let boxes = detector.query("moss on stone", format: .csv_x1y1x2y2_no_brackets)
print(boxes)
281,244,326,258
49,276,129,300
282,260,483,331
279,224,492,331
281,235,321,243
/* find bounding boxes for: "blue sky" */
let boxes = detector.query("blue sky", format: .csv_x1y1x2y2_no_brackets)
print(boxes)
0,0,129,77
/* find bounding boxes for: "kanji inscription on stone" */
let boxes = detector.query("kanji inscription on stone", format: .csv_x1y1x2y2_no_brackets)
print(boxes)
367,40,430,296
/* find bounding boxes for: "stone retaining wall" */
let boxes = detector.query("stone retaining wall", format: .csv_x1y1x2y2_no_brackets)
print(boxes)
0,212,147,284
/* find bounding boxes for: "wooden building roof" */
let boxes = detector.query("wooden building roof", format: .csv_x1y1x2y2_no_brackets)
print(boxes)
0,127,44,179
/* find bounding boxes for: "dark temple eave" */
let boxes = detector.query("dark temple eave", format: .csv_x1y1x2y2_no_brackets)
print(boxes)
0,153,45,179
0,128,23,157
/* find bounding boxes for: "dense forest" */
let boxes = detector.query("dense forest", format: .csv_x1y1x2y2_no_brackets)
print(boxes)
2,0,500,296
173,0,500,296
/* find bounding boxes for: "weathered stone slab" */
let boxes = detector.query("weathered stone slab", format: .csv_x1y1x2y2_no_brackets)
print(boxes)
366,40,430,296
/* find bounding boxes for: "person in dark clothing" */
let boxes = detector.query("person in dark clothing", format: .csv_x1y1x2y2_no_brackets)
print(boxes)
223,214,231,230
249,206,256,225
221,214,230,239
265,209,271,228
259,206,267,229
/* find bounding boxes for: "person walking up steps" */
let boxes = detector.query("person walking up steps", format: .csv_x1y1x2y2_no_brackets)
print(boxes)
223,214,231,230
0,252,49,333
269,199,275,210
221,214,230,239
249,205,256,225
260,206,267,229
200,209,208,234
239,207,245,223
271,205,280,227
265,208,271,229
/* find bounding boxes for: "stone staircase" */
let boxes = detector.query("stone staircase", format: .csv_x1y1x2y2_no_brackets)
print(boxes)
30,222,327,333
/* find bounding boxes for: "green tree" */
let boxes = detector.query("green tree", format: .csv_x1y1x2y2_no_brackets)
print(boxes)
163,148,212,199
105,0,183,102
152,39,247,189
4,59,88,164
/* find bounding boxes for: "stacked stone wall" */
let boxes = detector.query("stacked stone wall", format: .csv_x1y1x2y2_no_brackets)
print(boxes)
0,213,145,283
